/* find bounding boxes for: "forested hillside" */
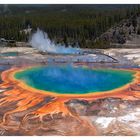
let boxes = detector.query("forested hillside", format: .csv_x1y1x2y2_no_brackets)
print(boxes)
0,4,140,48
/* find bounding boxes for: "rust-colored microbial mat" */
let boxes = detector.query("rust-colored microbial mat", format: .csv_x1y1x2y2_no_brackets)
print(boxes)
0,66,140,136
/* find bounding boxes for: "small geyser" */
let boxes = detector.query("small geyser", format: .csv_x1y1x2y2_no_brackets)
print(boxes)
29,29,82,54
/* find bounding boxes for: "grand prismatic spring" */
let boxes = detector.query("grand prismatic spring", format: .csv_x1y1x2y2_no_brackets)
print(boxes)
1,64,140,101
14,65,134,94
0,63,140,135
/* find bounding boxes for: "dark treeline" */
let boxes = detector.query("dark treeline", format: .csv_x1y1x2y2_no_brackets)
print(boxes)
0,4,140,48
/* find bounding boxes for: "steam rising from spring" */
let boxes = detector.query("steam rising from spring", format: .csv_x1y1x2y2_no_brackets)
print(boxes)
29,29,82,54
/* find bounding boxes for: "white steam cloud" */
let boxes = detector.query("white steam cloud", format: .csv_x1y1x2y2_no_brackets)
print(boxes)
29,29,82,54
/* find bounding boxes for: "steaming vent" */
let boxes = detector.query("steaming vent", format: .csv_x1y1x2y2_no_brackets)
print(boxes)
29,29,83,55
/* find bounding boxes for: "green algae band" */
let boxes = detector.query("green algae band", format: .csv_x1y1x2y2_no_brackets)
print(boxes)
14,65,134,94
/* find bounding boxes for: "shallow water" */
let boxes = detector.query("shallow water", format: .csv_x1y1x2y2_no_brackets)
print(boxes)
14,65,134,94
0,52,18,57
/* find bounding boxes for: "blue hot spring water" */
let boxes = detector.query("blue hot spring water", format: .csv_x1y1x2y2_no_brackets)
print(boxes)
0,52,18,57
14,65,134,94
